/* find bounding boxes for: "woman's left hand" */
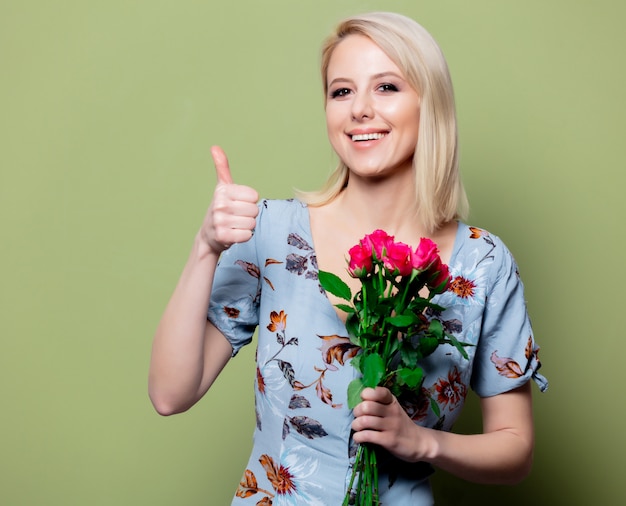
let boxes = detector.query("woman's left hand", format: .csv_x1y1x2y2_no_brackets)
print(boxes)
351,386,431,463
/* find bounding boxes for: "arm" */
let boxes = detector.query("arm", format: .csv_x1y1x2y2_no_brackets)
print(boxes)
148,146,258,416
351,382,534,484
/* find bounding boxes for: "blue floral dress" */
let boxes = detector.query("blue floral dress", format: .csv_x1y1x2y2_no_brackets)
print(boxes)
208,199,547,506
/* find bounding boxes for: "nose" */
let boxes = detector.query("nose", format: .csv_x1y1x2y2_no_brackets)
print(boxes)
351,92,374,121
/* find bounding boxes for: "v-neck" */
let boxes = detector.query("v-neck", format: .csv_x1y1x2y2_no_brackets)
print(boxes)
295,198,466,325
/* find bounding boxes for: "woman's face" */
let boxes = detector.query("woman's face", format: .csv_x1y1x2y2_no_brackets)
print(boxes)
325,35,421,181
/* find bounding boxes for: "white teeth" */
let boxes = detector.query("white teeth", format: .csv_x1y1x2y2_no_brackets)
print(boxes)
351,132,386,141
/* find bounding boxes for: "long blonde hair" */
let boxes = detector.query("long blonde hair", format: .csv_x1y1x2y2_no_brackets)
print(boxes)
298,12,469,234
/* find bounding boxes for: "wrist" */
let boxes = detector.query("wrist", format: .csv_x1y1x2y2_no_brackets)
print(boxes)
193,232,222,262
414,425,441,464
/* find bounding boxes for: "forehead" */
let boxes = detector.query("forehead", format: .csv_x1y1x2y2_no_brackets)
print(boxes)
326,34,402,79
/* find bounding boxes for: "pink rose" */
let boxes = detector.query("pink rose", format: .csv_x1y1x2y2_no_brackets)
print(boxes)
364,229,394,260
427,257,451,293
383,241,414,276
347,242,373,278
412,238,440,271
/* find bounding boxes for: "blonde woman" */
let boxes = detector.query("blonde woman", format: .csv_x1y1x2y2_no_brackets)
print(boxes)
149,12,547,505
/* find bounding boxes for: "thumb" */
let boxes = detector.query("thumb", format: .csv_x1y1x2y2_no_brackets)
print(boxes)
210,145,233,185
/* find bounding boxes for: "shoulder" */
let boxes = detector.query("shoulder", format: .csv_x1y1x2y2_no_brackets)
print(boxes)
455,222,515,257
257,198,307,225
453,222,523,284
259,198,306,211
254,198,311,246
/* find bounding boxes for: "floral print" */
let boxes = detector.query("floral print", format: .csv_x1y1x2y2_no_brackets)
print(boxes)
267,310,287,333
491,336,542,379
433,367,467,410
449,276,476,299
285,233,318,281
207,200,547,505
236,445,325,505
318,334,359,371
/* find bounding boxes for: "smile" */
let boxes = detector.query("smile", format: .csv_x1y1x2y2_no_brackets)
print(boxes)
351,132,387,141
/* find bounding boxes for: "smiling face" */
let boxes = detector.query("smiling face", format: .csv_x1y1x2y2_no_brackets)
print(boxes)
325,35,421,181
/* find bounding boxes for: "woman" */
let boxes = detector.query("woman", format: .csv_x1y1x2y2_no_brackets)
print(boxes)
149,12,547,505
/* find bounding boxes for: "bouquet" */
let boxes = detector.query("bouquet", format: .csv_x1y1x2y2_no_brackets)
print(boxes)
318,230,469,506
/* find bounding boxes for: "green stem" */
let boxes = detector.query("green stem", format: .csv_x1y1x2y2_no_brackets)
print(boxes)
362,282,368,330
342,444,381,506
342,444,363,506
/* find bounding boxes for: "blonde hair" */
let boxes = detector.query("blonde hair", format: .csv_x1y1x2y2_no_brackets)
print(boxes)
298,12,469,233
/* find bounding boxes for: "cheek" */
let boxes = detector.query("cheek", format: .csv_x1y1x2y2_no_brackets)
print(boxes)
398,106,421,143
386,101,420,128
325,104,340,129
325,106,345,145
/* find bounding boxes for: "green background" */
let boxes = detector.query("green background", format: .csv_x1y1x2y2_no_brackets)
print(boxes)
2,0,624,504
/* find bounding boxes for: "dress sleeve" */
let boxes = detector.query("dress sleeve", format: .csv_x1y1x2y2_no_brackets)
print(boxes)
207,203,264,356
470,240,548,397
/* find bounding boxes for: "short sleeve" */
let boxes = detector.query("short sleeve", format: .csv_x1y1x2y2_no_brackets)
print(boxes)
470,241,548,397
207,205,263,356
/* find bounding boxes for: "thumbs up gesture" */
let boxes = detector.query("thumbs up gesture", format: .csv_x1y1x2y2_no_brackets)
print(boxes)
198,146,259,255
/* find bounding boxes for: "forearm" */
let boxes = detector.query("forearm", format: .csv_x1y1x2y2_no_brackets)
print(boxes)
353,385,535,485
421,384,534,484
422,424,533,484
148,235,223,414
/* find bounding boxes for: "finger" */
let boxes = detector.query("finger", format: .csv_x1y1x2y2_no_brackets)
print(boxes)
210,145,233,185
360,386,394,405
215,228,255,248
352,415,386,434
213,214,257,233
218,184,260,206
352,425,392,449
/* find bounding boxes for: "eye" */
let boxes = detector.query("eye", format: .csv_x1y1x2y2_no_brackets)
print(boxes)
377,83,399,93
330,87,351,99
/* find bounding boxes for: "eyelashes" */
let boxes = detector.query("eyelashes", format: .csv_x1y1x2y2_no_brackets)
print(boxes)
330,87,351,99
328,83,400,99
377,83,398,92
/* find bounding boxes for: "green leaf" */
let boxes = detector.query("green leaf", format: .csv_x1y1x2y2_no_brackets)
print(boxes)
345,316,359,338
385,336,400,357
334,303,355,314
317,270,352,301
360,331,383,343
362,353,385,387
389,381,402,398
429,397,441,417
400,345,419,368
347,378,365,409
428,319,444,339
446,332,471,360
350,353,362,373
407,298,429,311
348,334,362,348
385,314,417,327
419,335,439,357
396,367,423,389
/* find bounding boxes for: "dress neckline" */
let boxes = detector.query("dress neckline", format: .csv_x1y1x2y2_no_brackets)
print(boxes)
295,198,466,270
291,198,466,324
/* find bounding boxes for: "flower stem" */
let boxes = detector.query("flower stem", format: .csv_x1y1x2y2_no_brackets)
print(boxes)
343,444,362,506
343,444,379,506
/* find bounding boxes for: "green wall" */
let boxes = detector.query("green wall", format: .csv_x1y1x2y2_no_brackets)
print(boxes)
2,1,624,504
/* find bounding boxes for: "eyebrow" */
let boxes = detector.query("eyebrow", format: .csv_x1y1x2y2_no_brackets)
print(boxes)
327,71,405,88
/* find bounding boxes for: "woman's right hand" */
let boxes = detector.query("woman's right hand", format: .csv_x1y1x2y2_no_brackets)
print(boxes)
198,145,259,257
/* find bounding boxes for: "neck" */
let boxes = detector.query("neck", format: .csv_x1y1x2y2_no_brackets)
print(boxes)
334,172,423,239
